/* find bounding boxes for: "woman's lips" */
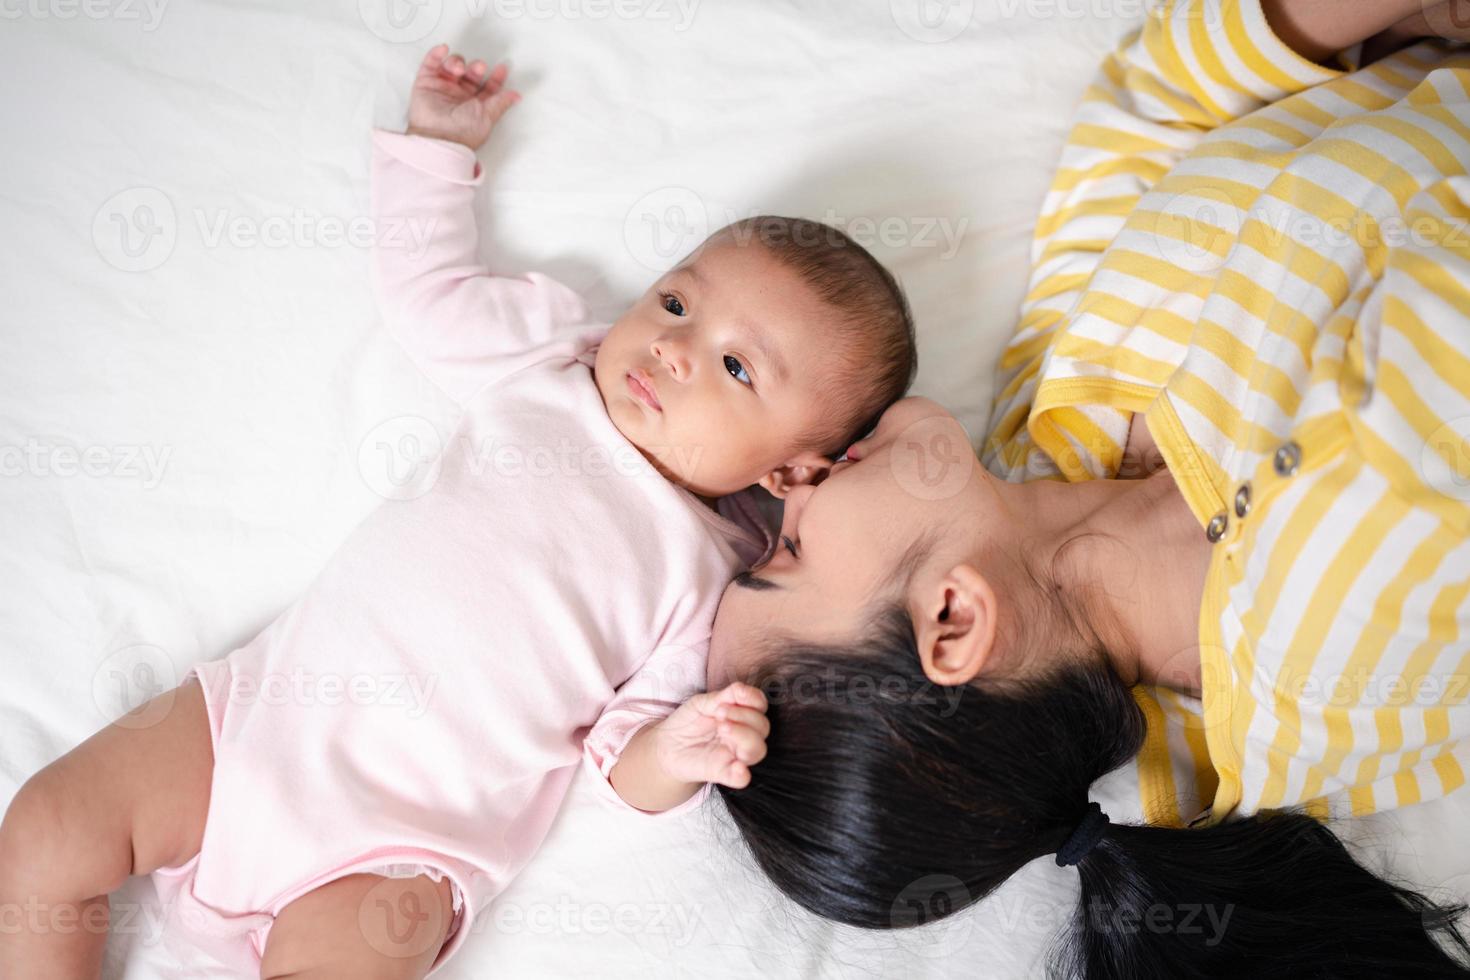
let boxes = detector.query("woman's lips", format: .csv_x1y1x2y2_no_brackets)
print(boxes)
626,369,663,412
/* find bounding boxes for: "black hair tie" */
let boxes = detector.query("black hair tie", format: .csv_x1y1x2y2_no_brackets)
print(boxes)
1055,801,1110,867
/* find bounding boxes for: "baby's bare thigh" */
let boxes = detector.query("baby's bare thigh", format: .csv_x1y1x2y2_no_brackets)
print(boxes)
259,872,456,980
4,676,214,889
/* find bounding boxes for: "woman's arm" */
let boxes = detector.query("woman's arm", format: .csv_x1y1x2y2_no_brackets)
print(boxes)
1261,0,1424,66
984,0,1430,481
1362,1,1470,65
985,0,1347,479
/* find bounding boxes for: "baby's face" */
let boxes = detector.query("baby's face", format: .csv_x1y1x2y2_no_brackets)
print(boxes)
594,238,842,498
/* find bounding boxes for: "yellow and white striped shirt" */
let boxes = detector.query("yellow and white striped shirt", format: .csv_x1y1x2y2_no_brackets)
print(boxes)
980,0,1470,827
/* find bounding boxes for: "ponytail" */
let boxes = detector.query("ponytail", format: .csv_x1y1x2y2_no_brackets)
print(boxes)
1070,815,1469,978
718,605,1470,977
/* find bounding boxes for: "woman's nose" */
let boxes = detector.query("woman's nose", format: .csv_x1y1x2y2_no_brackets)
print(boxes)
650,338,691,381
779,484,817,538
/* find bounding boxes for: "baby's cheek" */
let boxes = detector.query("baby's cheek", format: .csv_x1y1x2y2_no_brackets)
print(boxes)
660,438,708,488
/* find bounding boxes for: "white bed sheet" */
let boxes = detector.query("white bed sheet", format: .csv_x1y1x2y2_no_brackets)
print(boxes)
2,1,1468,977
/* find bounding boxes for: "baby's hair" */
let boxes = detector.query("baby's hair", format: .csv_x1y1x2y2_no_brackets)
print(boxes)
710,215,917,457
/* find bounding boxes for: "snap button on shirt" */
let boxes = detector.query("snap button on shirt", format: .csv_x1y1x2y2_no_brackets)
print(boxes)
1234,481,1252,518
1273,441,1302,477
1206,510,1229,542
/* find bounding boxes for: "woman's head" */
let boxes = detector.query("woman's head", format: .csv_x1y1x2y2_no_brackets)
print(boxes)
706,396,1109,692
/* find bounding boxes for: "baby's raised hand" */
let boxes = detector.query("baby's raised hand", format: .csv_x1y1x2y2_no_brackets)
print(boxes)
654,683,769,790
406,43,520,151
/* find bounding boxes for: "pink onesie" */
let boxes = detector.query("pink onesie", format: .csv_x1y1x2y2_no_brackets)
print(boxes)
149,130,773,976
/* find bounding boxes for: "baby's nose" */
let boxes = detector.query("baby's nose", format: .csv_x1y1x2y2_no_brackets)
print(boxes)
650,339,691,380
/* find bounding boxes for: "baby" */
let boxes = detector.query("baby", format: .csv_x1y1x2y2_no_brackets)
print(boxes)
0,43,916,979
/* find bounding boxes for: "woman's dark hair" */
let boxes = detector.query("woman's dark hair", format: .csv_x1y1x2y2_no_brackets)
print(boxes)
718,605,1470,978
709,214,917,456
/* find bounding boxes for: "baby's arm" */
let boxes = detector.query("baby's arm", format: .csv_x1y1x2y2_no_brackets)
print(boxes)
583,640,768,814
372,45,593,404
609,683,769,812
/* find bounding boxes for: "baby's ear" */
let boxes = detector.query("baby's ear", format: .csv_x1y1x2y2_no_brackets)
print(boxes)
757,451,832,499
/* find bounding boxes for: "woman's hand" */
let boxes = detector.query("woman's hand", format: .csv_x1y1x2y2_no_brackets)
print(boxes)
652,682,769,789
405,43,519,151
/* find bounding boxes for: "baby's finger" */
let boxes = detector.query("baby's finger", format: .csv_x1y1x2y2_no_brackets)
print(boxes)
715,759,751,790
419,43,449,77
475,63,511,101
716,682,767,713
718,723,767,765
479,89,520,126
715,705,769,739
442,53,466,79
459,59,488,94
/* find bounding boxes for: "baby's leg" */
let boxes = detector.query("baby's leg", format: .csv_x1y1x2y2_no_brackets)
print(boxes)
0,677,213,979
258,871,456,979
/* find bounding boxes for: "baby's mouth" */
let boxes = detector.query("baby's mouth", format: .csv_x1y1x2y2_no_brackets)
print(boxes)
626,368,663,413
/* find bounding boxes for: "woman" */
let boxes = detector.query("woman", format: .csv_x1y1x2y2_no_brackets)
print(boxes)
708,0,1470,975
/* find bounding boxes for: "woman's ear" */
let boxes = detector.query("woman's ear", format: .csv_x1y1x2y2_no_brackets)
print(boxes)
758,451,833,499
913,563,998,686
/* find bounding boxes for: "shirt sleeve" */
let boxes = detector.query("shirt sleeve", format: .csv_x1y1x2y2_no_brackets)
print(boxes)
369,129,596,404
581,639,713,818
982,0,1341,481
1356,172,1470,536
1332,171,1470,816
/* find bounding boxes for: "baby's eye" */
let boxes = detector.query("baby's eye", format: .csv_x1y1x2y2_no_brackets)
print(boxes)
781,535,800,559
660,292,685,317
724,354,752,386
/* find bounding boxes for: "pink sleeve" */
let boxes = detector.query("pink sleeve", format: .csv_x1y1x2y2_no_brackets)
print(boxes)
370,129,595,403
581,640,712,818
